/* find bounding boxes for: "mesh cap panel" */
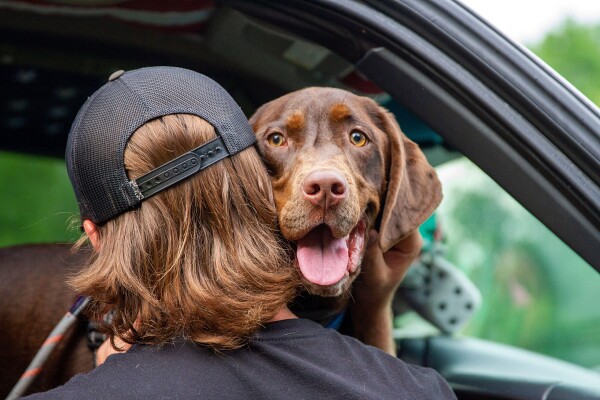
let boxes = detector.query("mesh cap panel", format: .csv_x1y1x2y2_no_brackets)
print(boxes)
66,66,256,225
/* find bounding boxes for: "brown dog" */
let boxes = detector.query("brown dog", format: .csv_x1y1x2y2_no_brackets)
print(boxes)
0,244,92,397
250,87,442,299
0,87,441,397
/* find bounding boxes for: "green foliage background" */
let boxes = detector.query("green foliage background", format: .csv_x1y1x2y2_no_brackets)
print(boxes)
532,19,600,105
437,159,600,368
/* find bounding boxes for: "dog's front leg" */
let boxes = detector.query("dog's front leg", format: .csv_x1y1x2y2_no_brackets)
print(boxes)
350,229,423,355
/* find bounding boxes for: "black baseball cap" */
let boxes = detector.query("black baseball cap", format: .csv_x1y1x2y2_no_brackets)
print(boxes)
66,66,256,225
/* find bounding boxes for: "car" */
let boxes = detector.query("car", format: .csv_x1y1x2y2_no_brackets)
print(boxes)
1,1,599,399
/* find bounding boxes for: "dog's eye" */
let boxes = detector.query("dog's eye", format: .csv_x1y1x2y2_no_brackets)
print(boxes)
267,132,286,147
349,130,368,147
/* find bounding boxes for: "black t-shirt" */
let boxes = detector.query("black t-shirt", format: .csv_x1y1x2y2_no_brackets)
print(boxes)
24,318,456,400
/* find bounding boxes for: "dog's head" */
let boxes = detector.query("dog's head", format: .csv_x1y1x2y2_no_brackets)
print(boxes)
250,87,442,297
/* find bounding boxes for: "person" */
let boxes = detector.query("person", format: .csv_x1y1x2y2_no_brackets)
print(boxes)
24,66,456,399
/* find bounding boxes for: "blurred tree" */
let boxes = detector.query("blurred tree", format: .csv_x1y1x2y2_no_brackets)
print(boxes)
438,158,600,369
531,19,600,104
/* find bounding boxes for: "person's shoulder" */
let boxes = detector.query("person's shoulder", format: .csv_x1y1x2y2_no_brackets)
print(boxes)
20,342,203,400
253,319,457,399
21,348,143,399
20,369,98,400
331,332,456,399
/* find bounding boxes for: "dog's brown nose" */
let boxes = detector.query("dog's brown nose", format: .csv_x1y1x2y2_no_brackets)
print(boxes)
302,170,347,207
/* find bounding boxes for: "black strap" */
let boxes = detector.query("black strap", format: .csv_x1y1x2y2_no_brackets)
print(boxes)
87,321,106,352
133,136,229,199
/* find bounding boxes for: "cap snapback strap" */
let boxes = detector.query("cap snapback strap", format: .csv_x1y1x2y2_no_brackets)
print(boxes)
132,136,229,199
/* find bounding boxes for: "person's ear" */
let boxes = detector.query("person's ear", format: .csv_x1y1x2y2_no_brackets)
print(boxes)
83,220,100,250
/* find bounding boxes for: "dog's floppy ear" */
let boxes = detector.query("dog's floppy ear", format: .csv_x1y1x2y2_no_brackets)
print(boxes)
376,106,443,252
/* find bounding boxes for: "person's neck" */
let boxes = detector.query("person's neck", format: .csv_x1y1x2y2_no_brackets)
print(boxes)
270,307,297,322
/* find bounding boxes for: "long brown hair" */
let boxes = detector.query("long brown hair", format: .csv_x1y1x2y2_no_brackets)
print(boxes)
70,114,298,350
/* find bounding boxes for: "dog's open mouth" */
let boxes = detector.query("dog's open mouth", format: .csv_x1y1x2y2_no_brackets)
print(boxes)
296,220,366,286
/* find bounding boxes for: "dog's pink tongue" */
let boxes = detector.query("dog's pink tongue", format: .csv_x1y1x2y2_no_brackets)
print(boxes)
296,225,349,286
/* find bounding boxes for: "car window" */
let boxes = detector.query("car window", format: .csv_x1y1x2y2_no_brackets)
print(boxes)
395,157,600,371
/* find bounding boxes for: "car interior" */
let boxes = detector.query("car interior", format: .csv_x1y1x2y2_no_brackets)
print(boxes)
1,1,599,399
